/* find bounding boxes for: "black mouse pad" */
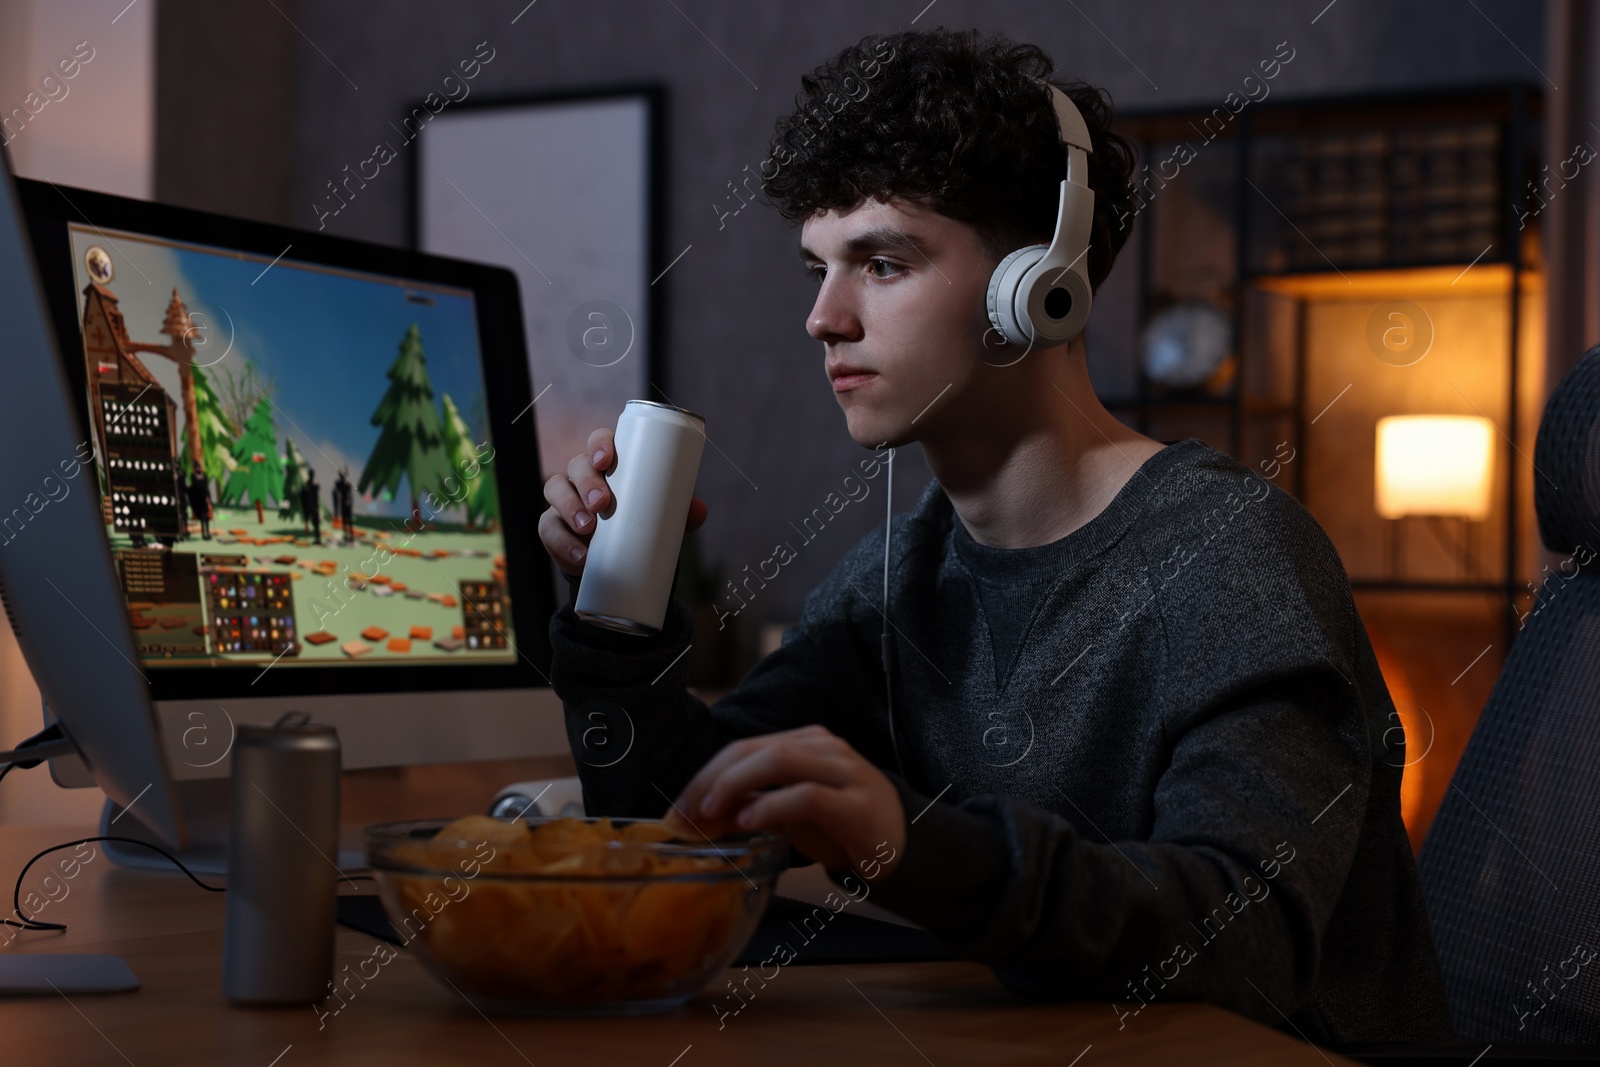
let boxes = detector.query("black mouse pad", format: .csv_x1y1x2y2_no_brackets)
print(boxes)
336,893,951,966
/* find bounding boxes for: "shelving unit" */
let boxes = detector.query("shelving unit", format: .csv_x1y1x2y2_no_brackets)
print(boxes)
1109,84,1544,645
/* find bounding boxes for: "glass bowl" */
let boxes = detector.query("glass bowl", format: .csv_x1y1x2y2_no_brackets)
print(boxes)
364,815,787,1016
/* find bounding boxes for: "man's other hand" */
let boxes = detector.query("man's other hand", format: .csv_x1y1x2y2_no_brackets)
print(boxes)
665,725,905,880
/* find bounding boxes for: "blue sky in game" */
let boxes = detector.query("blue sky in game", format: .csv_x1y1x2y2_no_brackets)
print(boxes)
69,225,492,520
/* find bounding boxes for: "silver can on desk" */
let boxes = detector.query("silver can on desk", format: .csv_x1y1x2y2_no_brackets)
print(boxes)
575,399,707,635
222,712,341,1005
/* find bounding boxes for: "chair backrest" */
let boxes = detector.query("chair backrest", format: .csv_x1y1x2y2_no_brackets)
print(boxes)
1418,343,1600,1042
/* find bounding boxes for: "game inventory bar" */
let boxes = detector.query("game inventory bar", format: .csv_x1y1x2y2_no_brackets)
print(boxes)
459,580,508,651
207,570,297,655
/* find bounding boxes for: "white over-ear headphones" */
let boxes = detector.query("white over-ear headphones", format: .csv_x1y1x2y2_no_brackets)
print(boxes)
984,83,1096,348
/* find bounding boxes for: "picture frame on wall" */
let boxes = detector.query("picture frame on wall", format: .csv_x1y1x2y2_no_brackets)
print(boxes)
412,85,665,483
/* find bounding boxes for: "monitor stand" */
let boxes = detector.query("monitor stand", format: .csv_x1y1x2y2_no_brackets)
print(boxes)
100,778,364,876
99,778,232,875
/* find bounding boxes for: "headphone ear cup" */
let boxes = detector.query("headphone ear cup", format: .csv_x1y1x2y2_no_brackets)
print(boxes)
1022,264,1093,345
986,244,1047,348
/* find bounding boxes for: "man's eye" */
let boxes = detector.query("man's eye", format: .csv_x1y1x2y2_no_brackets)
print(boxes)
869,258,902,278
807,266,825,284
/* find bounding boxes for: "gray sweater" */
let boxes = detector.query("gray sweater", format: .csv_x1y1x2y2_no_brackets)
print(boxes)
548,437,1455,1045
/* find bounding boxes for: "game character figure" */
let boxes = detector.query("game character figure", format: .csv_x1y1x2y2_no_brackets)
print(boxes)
186,470,212,540
333,468,355,544
175,469,189,541
302,468,322,545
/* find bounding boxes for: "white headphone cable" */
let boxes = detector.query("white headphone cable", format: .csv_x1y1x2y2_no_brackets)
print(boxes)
880,447,909,781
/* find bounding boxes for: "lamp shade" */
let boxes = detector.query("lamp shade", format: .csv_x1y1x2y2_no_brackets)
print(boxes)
1375,415,1495,520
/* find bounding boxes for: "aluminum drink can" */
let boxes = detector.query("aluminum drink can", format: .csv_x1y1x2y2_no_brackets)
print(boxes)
222,714,341,1004
575,399,707,635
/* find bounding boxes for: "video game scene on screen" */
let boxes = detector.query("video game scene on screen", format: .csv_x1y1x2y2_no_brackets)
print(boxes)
65,224,515,669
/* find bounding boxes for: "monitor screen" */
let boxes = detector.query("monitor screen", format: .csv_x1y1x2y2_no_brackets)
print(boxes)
18,179,554,707
68,224,514,669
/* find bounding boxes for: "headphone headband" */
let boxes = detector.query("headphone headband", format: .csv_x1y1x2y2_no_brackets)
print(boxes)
1045,84,1094,202
983,82,1099,349
1045,84,1094,157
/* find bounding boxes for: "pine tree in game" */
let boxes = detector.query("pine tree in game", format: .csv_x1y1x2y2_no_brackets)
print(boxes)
188,364,237,498
438,392,497,530
360,323,449,524
438,393,474,526
280,437,310,527
220,397,285,525
469,437,498,531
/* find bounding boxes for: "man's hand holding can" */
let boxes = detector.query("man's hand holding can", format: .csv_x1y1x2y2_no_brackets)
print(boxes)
539,423,709,579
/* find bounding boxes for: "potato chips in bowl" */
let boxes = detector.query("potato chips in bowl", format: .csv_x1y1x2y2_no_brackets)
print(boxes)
365,815,786,1015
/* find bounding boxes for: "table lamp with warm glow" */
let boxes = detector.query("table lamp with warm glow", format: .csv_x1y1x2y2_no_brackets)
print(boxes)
1375,414,1495,578
1375,415,1495,519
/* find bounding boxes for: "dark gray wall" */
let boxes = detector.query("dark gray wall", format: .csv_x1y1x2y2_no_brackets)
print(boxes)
155,0,1545,659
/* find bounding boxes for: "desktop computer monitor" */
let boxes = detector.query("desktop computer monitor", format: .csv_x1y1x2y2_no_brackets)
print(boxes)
0,160,184,852
1,143,192,995
13,179,564,839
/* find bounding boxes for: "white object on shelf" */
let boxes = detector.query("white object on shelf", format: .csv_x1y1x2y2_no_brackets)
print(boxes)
489,776,586,819
1141,301,1232,389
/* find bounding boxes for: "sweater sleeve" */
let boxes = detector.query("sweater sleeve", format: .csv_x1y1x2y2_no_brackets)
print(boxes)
548,531,895,820
831,493,1389,1040
855,671,1358,1025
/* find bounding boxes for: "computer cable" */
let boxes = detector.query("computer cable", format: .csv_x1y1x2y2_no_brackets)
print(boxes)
0,723,79,787
4,835,223,933
0,745,375,937
2,832,376,937
0,722,77,781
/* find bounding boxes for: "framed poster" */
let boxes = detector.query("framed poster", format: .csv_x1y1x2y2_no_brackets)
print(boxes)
414,86,663,482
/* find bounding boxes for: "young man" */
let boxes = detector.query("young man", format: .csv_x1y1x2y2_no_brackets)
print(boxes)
540,28,1453,1045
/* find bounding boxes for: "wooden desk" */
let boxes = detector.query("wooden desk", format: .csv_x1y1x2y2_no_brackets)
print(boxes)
0,824,1358,1066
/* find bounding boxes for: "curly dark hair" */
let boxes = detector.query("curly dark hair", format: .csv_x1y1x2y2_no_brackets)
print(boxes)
761,27,1140,294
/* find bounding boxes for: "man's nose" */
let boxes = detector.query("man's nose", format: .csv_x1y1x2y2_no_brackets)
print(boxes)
806,280,863,344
